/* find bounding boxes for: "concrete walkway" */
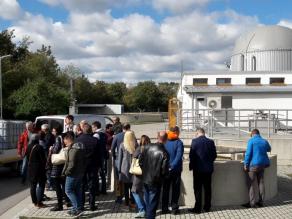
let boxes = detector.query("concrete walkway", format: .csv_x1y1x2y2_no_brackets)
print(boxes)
15,166,292,219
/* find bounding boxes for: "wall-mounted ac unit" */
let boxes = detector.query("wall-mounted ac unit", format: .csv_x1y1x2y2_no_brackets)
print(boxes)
207,97,222,110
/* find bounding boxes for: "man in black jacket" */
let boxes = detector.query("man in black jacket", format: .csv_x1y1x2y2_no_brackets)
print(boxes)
139,131,169,219
189,128,217,214
75,123,99,211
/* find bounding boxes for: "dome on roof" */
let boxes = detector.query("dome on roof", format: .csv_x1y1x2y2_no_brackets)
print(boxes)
233,25,292,55
230,25,292,71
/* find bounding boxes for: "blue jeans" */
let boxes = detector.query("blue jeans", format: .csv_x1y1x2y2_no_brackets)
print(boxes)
21,156,28,182
65,176,83,211
132,192,145,212
144,184,161,219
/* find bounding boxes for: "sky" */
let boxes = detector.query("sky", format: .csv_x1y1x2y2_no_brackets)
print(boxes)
1,0,292,83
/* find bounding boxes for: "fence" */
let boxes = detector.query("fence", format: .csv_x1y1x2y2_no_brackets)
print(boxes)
177,109,292,138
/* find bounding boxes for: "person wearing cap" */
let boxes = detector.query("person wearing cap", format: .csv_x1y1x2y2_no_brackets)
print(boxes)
162,126,184,215
26,133,47,208
242,129,271,208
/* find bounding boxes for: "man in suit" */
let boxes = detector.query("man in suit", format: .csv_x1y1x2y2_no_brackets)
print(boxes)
189,128,217,214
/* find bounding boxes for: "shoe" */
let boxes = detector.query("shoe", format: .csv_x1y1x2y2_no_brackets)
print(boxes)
129,203,136,209
68,209,82,216
241,203,256,208
50,205,63,211
36,203,46,208
101,191,107,195
172,209,180,215
115,197,123,204
161,209,171,214
256,202,264,208
90,205,97,211
66,202,72,208
204,207,211,212
42,194,51,201
134,211,146,218
188,208,201,214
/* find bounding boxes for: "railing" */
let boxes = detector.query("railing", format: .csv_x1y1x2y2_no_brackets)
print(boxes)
177,109,292,138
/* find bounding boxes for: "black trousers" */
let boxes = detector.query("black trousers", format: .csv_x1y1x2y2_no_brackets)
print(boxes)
51,177,70,207
97,159,107,193
162,171,181,211
82,169,98,208
193,172,212,212
30,179,46,205
124,183,134,205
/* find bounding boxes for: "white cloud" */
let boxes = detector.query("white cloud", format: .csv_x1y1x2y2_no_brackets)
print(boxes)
152,0,210,13
278,19,292,29
9,3,259,82
0,0,22,20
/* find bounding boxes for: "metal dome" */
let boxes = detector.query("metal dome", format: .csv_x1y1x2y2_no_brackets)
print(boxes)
233,25,292,55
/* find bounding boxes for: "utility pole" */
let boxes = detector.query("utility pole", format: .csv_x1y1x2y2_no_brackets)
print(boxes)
0,55,11,119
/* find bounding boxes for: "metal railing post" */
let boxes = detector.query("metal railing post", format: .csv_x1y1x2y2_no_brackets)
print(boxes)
238,110,241,137
268,110,271,138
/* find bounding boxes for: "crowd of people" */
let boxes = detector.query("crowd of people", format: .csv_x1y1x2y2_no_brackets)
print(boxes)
17,115,271,219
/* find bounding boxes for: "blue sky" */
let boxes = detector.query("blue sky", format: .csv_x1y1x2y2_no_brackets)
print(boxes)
0,0,292,82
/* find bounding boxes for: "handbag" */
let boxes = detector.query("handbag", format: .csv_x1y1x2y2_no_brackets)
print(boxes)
51,148,67,165
129,157,142,175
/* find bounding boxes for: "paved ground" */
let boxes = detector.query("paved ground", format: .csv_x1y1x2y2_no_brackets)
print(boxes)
0,167,29,215
14,165,292,219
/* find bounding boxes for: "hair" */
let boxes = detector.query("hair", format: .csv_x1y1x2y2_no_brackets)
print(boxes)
251,129,260,135
169,126,180,133
123,123,131,131
113,117,120,122
29,133,40,145
41,124,49,130
66,115,74,121
196,128,205,135
140,135,151,146
26,121,33,129
124,131,136,154
64,131,75,141
106,123,113,130
53,125,62,135
83,123,92,134
92,121,101,129
157,131,167,143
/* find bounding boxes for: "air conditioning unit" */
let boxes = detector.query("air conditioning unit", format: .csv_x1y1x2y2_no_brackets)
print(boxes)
207,97,222,110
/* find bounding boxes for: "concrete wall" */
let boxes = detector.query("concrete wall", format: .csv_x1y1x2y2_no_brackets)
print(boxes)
214,138,292,165
180,155,277,206
119,113,166,124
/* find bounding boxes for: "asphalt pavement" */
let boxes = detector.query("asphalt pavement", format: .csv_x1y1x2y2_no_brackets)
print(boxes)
0,167,29,216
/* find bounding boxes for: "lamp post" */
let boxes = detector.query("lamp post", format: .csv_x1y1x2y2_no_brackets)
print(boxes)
0,54,11,119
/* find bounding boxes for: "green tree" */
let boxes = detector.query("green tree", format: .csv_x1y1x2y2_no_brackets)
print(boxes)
107,82,127,104
124,81,162,112
8,79,70,120
158,82,179,111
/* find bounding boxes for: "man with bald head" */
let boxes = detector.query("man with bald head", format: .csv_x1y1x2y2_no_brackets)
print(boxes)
189,128,217,214
139,131,169,219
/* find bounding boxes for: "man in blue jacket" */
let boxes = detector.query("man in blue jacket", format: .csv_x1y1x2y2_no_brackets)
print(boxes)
162,126,184,215
243,129,271,208
189,128,217,214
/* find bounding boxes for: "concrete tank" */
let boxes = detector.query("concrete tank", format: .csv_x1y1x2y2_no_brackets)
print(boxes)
179,154,277,206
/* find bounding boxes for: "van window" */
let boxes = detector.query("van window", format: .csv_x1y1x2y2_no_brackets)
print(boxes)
105,117,113,125
35,119,64,132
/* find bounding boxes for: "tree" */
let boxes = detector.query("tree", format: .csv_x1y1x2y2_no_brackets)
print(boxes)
8,79,70,120
123,81,162,112
107,82,127,104
158,82,179,111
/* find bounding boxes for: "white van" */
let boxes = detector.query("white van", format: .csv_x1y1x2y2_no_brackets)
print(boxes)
35,114,113,132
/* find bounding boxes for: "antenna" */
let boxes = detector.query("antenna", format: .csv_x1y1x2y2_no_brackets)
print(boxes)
180,60,184,95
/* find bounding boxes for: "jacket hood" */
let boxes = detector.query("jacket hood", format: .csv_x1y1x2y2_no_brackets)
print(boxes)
167,131,179,140
72,142,85,150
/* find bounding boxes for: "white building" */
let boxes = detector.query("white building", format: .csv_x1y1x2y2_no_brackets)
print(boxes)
177,25,292,134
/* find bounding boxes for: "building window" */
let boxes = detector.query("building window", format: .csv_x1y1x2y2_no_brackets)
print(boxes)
246,78,261,86
270,77,285,85
193,78,208,86
216,78,231,86
252,56,256,71
222,96,233,109
240,54,244,71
